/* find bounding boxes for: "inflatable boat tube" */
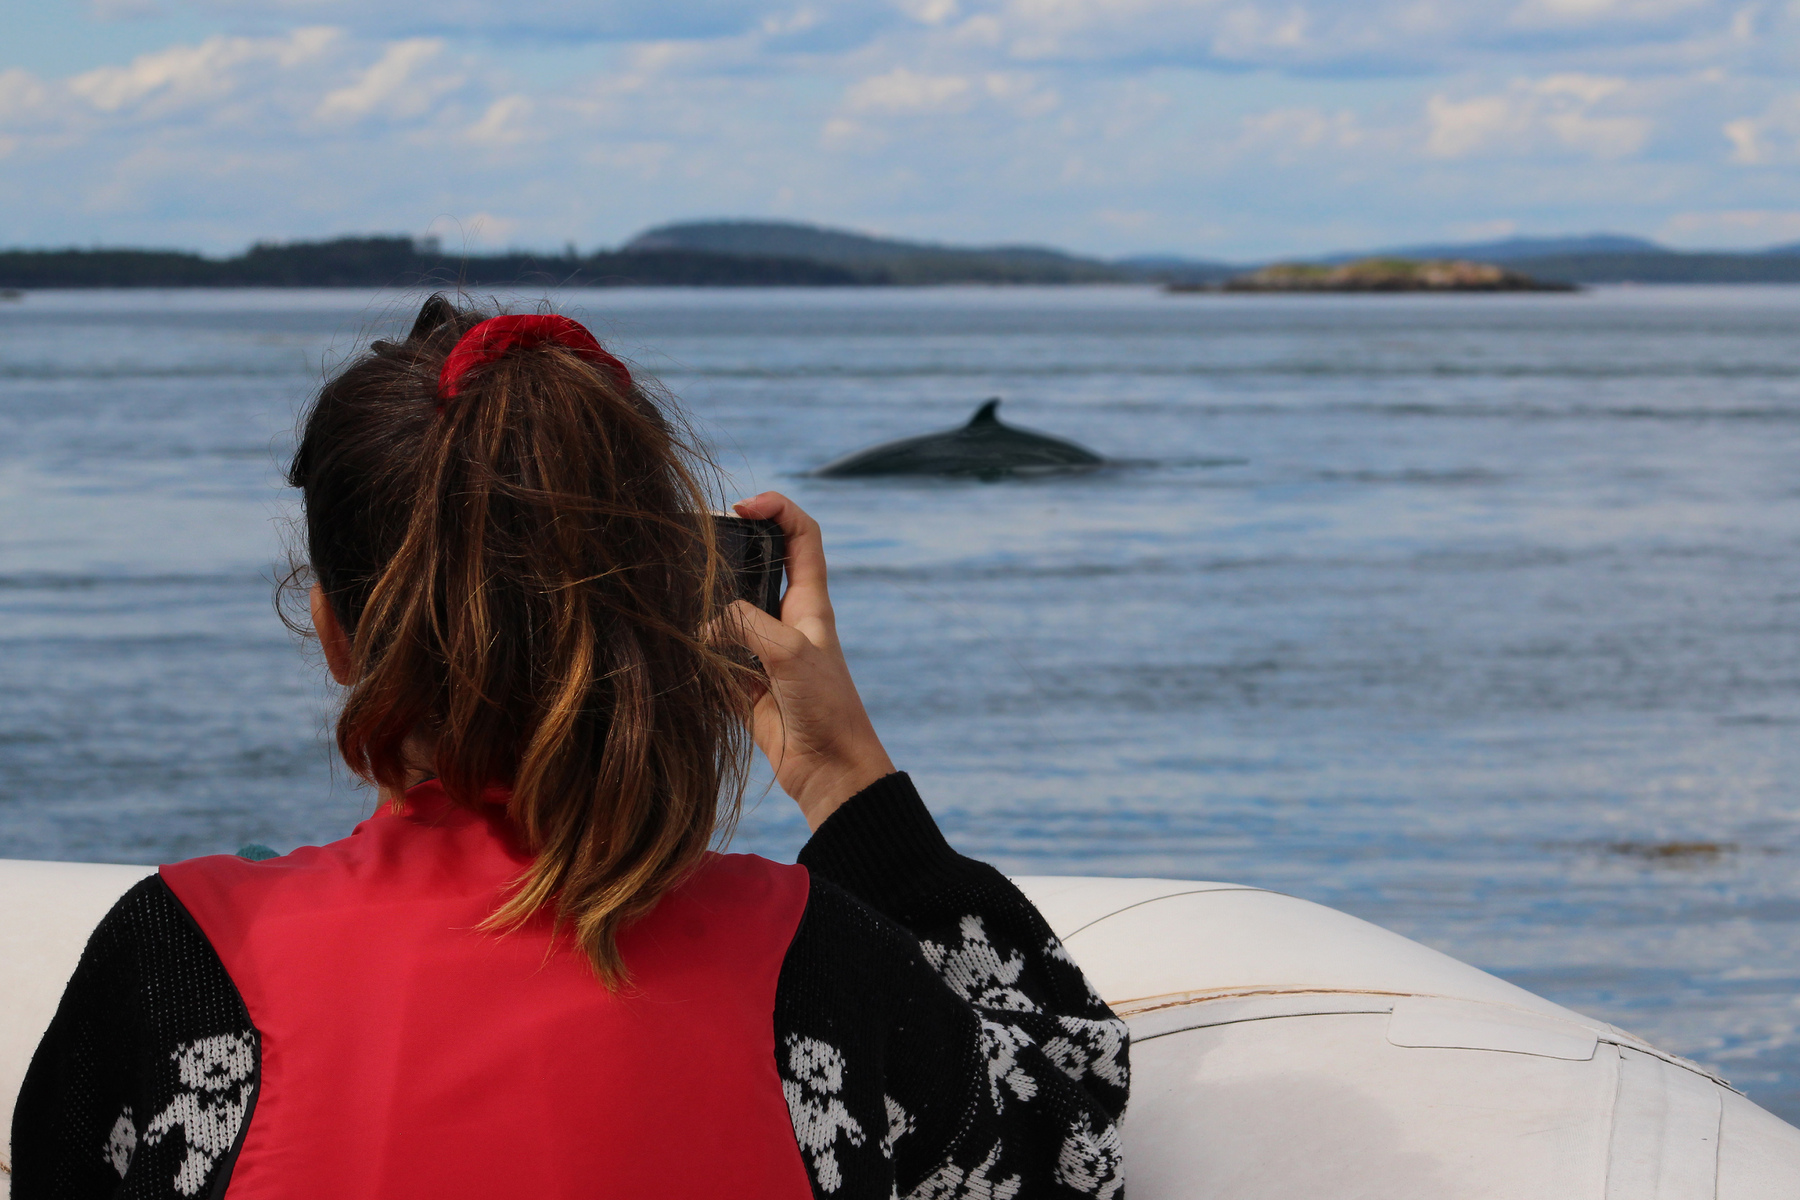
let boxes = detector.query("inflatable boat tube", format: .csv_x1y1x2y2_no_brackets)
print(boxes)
4,860,1799,1197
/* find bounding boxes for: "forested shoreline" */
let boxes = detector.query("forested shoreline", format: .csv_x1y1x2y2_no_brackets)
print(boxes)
0,237,866,289
6,228,1800,289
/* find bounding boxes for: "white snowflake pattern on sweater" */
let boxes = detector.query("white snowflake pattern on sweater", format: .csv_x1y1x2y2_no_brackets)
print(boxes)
880,1095,916,1200
1044,935,1108,1007
102,1107,136,1177
1040,1016,1129,1090
977,1019,1039,1113
782,1034,867,1193
921,917,1039,1013
907,912,1129,1198
881,1094,915,1161
142,1032,256,1197
904,1141,1023,1200
1054,1114,1125,1200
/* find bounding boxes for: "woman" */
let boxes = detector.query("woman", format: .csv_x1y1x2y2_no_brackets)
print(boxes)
12,297,1128,1199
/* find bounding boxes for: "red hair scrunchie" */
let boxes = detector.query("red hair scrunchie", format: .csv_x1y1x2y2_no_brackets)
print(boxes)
435,314,633,407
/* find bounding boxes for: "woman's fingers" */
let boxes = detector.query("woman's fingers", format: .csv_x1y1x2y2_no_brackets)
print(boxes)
731,491,830,626
724,599,812,666
721,498,894,829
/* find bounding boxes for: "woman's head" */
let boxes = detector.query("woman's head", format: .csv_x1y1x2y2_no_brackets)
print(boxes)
288,294,747,982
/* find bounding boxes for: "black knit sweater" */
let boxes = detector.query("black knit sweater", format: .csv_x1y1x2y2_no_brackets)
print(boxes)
12,773,1129,1199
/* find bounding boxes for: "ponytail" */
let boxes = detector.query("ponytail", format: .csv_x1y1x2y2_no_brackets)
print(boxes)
287,296,748,984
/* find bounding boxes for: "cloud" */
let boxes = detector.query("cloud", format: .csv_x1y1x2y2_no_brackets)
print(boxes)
315,38,453,122
84,0,1792,75
1507,0,1715,29
894,0,962,25
838,0,1800,76
466,94,535,145
0,27,483,155
4,1,1800,258
1723,93,1800,164
846,67,973,115
1426,74,1653,158
1239,106,1365,160
67,28,340,117
0,69,52,125
164,0,879,46
0,29,493,246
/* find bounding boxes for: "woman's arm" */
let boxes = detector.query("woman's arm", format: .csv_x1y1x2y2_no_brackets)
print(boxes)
725,492,1125,1197
803,774,1126,1078
11,876,258,1200
722,492,895,831
773,774,1128,1200
10,888,143,1198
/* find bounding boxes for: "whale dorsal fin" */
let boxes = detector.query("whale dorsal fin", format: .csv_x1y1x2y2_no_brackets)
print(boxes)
968,398,1002,427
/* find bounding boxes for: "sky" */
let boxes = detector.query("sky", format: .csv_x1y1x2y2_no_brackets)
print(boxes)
3,0,1800,259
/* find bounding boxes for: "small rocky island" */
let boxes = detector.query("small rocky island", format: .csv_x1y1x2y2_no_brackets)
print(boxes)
1174,257,1576,293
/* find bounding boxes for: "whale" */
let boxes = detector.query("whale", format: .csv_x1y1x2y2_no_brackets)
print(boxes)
812,399,1104,480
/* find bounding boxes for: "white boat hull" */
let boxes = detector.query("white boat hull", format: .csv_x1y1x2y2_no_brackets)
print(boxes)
3,861,1796,1196
1016,875,1800,1199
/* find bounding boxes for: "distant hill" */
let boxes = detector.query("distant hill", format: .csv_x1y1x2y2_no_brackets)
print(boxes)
1493,252,1800,284
1334,234,1666,264
624,220,1132,284
1113,254,1238,283
0,237,862,289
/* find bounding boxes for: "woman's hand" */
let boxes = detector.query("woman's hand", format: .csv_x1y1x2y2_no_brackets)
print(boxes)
724,492,895,831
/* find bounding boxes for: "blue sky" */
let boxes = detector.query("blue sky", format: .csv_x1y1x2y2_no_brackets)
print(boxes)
4,0,1799,259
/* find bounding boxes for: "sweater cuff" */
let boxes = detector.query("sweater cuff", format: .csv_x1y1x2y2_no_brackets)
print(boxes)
797,772,962,903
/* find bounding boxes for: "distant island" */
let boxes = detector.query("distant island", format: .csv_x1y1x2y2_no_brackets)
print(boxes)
1176,257,1577,294
0,224,1149,290
622,221,1130,285
2,221,1800,289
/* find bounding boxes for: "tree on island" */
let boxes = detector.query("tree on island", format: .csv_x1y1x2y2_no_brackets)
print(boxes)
1201,258,1576,293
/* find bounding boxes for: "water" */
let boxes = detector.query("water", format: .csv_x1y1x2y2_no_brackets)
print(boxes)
4,285,1800,1118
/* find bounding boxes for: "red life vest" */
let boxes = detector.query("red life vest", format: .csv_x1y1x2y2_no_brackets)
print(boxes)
160,781,814,1200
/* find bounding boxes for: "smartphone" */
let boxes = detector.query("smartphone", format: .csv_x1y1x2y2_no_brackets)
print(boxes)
713,515,786,618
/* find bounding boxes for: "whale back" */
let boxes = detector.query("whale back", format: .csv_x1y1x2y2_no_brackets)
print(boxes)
813,398,1102,479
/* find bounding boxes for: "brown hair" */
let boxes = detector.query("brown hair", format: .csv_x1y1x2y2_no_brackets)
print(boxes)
287,294,748,983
